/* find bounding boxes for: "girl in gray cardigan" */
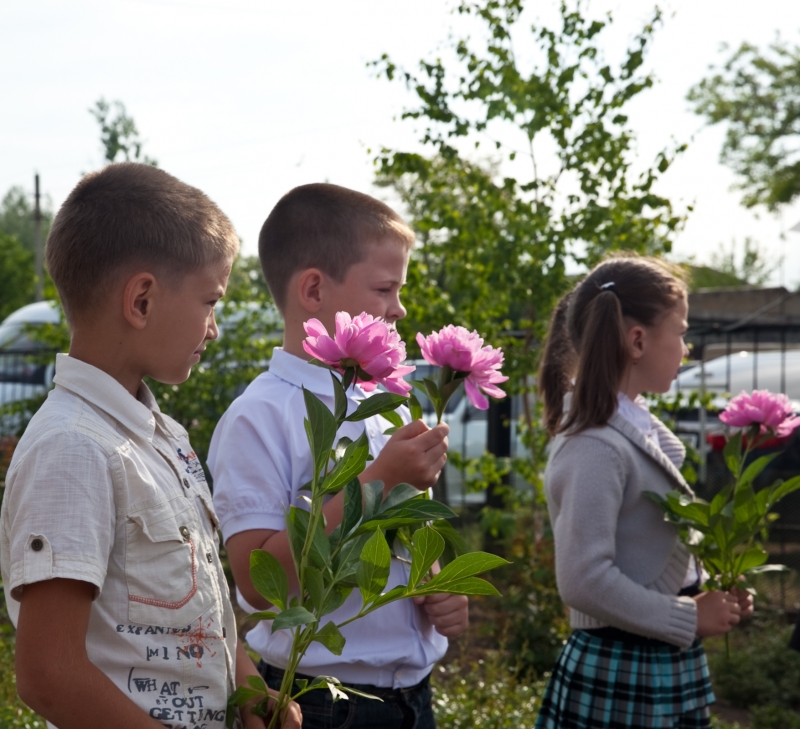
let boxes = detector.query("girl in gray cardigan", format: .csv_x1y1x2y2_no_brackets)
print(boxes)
534,256,753,729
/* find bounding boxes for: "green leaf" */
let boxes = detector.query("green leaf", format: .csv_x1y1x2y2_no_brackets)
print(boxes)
740,452,780,485
249,610,279,621
381,409,404,429
362,480,385,521
334,436,354,461
305,566,325,612
410,526,445,588
321,584,353,617
321,432,370,494
367,584,408,610
286,506,310,569
737,546,768,574
408,391,423,421
768,474,800,506
423,551,509,592
250,549,289,611
723,431,743,475
246,674,268,692
331,372,348,421
431,519,469,563
303,387,338,478
358,499,456,534
271,606,318,632
378,483,424,513
356,530,391,605
412,576,501,597
423,377,441,408
344,392,408,422
313,621,346,655
340,478,364,539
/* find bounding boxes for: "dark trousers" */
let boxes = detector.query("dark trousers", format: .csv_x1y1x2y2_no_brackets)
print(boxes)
258,662,436,729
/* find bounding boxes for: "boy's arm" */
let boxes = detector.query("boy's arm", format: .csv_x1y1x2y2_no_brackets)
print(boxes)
16,578,165,729
226,420,449,608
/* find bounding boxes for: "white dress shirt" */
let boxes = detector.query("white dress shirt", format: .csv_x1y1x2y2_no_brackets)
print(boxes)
208,348,447,688
1,355,239,729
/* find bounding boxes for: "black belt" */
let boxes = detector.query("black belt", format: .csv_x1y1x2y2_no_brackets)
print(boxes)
583,626,676,648
258,661,431,699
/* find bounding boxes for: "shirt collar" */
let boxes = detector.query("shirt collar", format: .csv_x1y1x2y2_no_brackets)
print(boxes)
52,354,159,441
617,392,654,436
268,348,365,399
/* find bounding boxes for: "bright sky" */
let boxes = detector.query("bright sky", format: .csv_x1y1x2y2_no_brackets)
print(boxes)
2,0,800,286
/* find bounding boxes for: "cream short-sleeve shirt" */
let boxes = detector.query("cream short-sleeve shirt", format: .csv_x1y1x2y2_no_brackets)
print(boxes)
1,354,238,729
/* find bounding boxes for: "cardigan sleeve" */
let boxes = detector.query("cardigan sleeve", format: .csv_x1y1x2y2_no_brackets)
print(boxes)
546,434,697,648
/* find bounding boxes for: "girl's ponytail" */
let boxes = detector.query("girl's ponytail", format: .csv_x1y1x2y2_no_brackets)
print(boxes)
560,289,628,435
539,292,576,437
541,254,687,436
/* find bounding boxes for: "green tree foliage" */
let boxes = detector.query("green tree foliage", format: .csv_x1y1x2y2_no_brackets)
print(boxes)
90,98,157,165
0,234,36,322
373,0,686,396
0,186,52,254
688,39,800,212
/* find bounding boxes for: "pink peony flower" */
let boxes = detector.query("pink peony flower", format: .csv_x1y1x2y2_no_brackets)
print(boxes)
720,389,800,438
303,312,415,395
416,325,508,410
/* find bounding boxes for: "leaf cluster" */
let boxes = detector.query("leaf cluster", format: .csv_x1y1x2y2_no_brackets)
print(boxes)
688,39,800,211
646,430,800,590
228,370,509,728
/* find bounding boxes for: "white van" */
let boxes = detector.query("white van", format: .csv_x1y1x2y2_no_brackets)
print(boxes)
0,301,60,411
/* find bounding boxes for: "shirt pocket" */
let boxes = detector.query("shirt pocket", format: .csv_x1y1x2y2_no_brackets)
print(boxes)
125,495,212,628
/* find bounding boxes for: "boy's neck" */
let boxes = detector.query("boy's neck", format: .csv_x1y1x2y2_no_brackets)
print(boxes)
281,307,314,361
69,326,145,399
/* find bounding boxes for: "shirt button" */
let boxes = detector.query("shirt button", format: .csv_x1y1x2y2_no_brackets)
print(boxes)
182,478,190,488
31,538,43,552
179,526,190,540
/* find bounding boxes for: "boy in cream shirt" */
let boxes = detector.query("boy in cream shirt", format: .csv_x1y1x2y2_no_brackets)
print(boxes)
1,163,300,729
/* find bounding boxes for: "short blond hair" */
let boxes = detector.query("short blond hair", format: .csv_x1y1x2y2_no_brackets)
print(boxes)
258,183,415,311
46,163,239,322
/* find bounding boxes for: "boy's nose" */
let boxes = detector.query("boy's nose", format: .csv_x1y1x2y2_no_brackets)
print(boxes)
388,297,407,323
207,312,220,341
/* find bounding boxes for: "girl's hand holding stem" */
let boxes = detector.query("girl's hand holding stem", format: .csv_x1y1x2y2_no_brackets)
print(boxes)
694,590,743,637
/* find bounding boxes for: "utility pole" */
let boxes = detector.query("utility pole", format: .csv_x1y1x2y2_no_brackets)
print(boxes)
33,173,43,301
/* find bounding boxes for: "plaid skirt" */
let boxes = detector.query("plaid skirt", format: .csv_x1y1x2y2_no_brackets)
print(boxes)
535,629,715,729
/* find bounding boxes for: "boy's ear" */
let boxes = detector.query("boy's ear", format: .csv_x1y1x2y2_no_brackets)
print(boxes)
295,268,324,314
122,272,158,330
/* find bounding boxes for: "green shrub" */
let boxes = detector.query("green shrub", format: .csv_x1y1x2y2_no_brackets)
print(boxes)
751,705,800,729
432,655,546,729
710,620,800,709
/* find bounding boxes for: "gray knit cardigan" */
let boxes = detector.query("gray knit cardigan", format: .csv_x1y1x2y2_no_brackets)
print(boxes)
545,407,699,648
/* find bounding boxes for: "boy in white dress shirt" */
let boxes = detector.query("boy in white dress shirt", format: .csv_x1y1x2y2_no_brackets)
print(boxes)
0,163,300,729
208,183,468,729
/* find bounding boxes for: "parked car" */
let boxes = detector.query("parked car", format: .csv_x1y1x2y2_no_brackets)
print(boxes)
0,301,60,413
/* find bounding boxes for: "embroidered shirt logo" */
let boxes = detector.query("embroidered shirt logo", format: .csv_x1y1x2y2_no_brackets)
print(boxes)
177,448,207,483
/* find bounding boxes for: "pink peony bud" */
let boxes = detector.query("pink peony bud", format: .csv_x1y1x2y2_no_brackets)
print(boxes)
416,325,508,410
720,389,800,438
303,312,414,395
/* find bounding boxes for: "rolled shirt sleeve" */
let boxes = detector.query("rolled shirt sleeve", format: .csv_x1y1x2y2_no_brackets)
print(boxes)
3,430,116,603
